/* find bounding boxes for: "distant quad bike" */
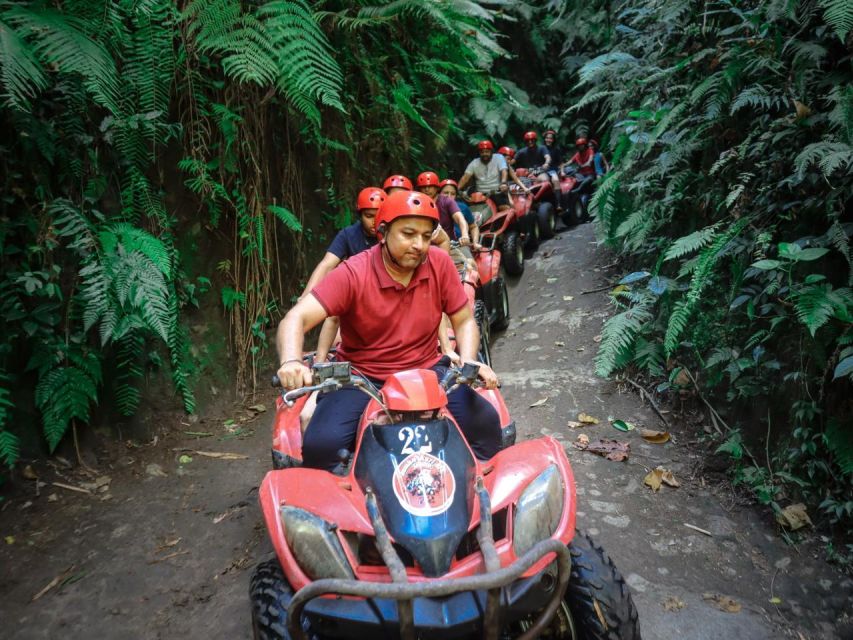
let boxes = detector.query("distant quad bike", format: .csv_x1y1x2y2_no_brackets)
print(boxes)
557,165,594,227
467,191,525,278
253,361,642,640
513,168,557,243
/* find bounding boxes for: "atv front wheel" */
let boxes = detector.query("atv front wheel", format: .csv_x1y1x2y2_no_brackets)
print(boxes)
250,559,309,640
490,276,510,331
562,198,582,227
524,214,540,251
537,201,557,239
474,299,492,367
565,531,641,639
503,231,524,276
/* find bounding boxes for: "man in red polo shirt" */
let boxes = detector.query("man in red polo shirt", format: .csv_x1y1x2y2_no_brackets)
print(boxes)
276,190,501,471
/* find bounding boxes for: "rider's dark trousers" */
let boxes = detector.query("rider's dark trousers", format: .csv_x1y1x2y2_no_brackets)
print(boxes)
301,363,502,471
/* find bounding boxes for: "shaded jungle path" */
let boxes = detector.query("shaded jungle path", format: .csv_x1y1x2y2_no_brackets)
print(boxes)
0,222,850,639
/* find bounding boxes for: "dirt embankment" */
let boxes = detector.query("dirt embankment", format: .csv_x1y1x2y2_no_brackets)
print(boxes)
1,222,850,639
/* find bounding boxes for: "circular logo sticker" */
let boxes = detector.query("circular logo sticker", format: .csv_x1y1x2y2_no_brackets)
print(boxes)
392,452,456,517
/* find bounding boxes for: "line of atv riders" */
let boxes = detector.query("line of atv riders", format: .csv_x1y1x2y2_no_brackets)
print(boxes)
300,131,609,378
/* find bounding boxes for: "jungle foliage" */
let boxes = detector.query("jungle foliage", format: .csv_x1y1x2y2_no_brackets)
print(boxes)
578,0,853,534
0,0,561,475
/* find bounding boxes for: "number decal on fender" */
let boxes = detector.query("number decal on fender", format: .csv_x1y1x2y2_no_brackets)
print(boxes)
398,425,433,455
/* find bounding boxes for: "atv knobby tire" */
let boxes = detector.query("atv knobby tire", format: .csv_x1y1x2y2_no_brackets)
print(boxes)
250,559,309,640
490,276,510,331
524,213,540,251
565,531,641,640
474,299,492,367
562,198,582,227
502,231,524,276
537,201,557,239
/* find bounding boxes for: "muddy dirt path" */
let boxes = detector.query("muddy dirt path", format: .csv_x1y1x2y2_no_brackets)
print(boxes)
1,223,850,639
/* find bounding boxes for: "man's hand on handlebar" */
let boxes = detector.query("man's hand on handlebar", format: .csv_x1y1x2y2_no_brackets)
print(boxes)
469,360,499,390
276,359,312,390
499,182,508,193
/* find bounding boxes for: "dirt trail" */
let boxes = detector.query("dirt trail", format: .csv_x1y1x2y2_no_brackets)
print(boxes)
1,223,850,639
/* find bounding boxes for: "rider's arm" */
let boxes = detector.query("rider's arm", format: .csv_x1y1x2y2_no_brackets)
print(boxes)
452,211,469,242
542,151,552,169
431,226,452,253
315,315,340,363
276,294,329,389
438,315,461,365
457,172,473,193
499,167,508,192
508,165,528,191
447,305,498,389
300,252,342,299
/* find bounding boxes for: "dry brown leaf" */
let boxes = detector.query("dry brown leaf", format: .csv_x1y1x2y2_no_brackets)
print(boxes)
644,466,680,491
641,429,671,444
248,403,267,413
775,503,812,531
592,334,602,343
22,465,38,480
794,100,811,119
575,438,629,461
567,420,583,428
673,369,691,386
193,451,249,460
529,397,548,408
662,595,686,612
703,593,741,613
578,413,600,424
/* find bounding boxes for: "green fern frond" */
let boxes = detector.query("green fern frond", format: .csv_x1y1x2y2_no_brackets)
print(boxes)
793,284,853,336
0,16,48,109
794,141,853,179
35,362,101,451
595,302,652,377
827,85,853,144
819,0,853,40
577,51,638,86
268,204,303,233
105,223,173,279
664,224,721,261
730,84,787,115
0,375,17,468
114,333,144,416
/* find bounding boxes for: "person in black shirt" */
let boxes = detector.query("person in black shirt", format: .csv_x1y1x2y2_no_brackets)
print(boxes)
513,131,552,173
543,129,566,206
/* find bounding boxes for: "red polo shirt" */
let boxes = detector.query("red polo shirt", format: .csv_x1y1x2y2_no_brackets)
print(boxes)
311,245,468,381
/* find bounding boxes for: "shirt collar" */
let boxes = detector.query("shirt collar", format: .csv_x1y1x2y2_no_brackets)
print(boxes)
371,244,431,289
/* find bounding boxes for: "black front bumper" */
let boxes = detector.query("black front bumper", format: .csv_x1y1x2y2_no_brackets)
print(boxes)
303,561,560,639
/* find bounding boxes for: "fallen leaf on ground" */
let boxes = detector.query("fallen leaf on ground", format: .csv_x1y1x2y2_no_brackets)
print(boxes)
178,455,193,465
146,463,168,477
80,476,111,493
578,413,600,424
546,277,558,283
563,295,574,301
673,368,691,386
554,341,565,347
567,420,583,428
22,465,38,480
610,285,629,295
769,596,782,605
248,403,267,413
703,593,741,613
662,596,686,611
529,398,548,408
193,451,249,460
5,535,14,544
611,419,635,432
574,437,630,461
155,537,182,552
641,429,671,444
775,503,812,531
644,466,680,491
574,434,590,447
593,334,602,343
47,493,58,502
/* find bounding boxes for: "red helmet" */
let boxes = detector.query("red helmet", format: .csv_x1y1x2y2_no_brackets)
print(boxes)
523,131,538,141
383,174,413,191
589,138,600,148
544,129,557,138
416,171,441,188
375,190,439,240
438,179,458,189
575,137,588,146
477,140,494,150
356,187,385,211
497,146,515,158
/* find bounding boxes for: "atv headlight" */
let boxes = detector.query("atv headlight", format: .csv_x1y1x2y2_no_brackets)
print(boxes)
513,464,564,558
281,506,354,580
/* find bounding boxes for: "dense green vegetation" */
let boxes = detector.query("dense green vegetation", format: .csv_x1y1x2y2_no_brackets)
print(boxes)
1,0,850,542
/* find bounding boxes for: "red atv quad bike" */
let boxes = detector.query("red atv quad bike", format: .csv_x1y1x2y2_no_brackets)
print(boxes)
467,192,525,278
452,245,499,367
557,165,594,227
252,361,641,640
513,168,558,245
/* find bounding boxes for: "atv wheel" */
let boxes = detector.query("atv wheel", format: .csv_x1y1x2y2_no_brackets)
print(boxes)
490,276,510,331
250,559,309,640
579,195,591,222
562,198,582,227
503,232,524,276
473,299,492,367
524,214,540,251
537,201,557,239
565,531,641,639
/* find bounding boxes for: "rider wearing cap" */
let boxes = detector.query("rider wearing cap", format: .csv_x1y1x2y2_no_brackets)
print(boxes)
513,131,552,176
497,146,531,194
277,190,501,471
542,129,566,201
457,140,511,211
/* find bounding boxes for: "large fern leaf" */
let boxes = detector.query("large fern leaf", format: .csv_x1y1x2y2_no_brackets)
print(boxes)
819,0,853,40
595,303,652,377
0,16,48,109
